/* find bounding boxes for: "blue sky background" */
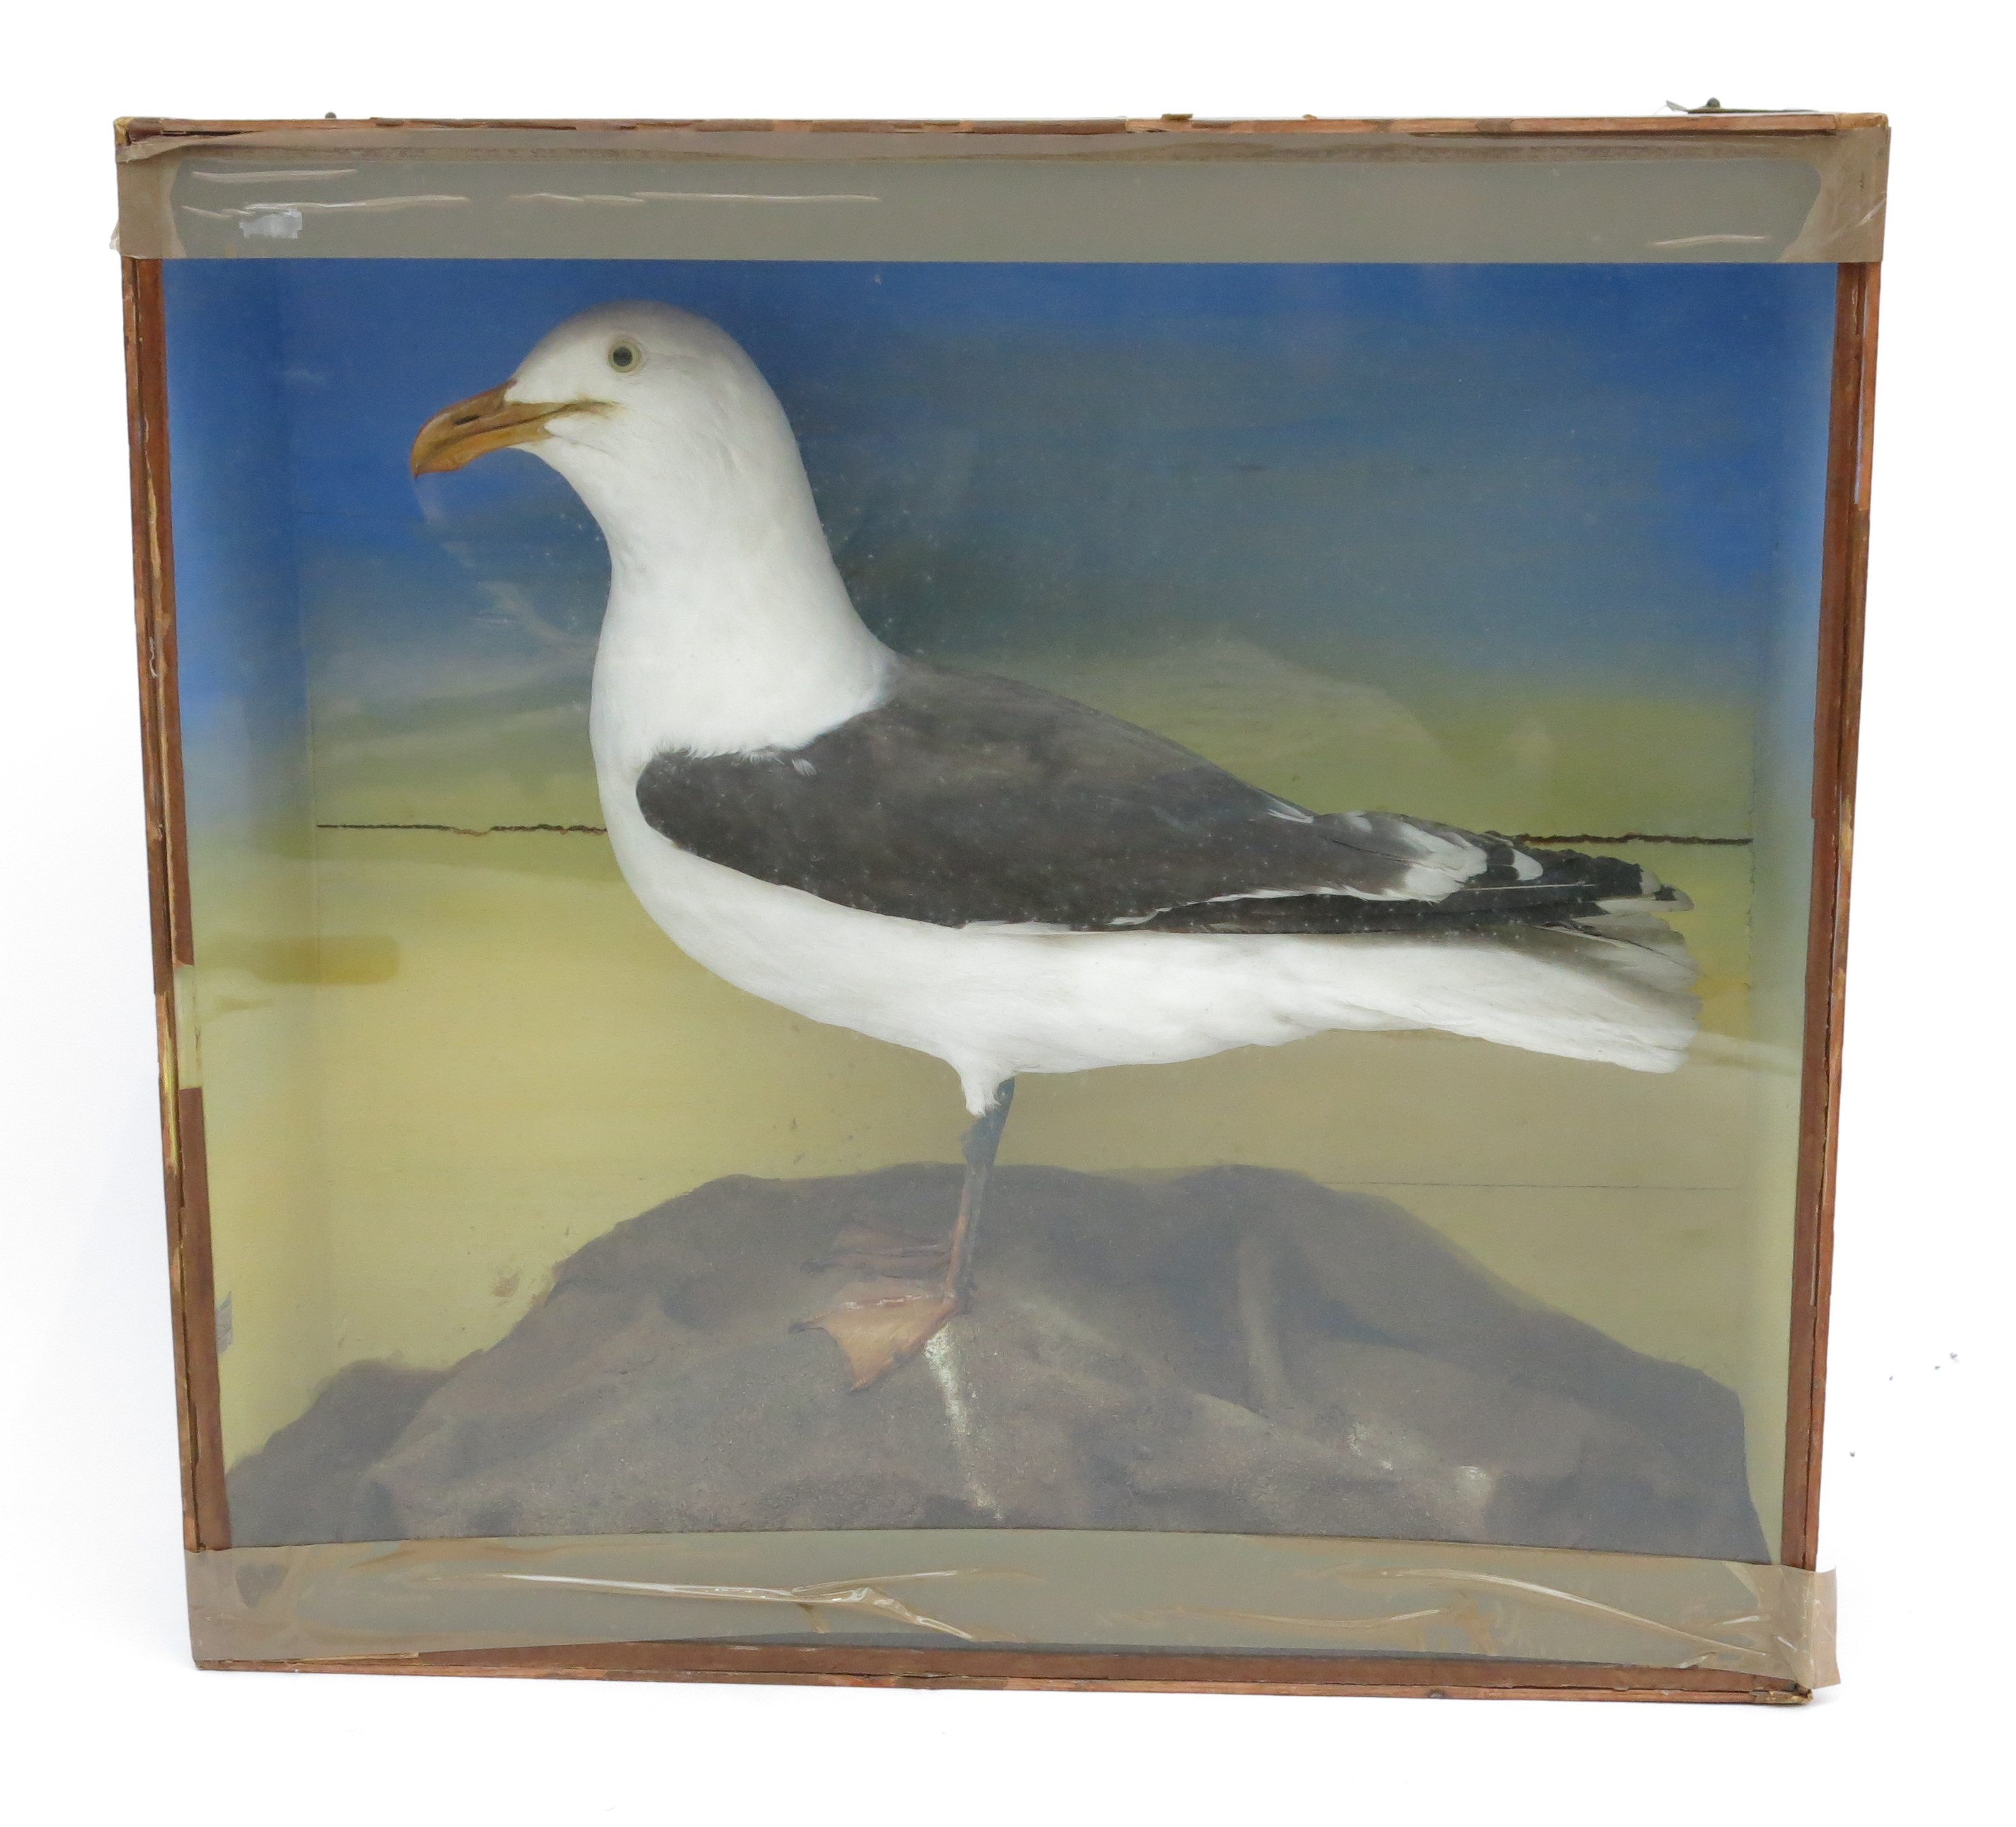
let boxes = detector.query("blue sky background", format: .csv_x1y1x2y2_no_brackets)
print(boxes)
163,258,1837,835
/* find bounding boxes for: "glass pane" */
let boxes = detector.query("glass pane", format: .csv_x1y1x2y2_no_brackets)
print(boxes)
164,255,1835,1606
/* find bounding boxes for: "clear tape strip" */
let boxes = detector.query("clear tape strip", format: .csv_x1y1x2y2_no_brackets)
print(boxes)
188,1530,1838,1687
116,128,1886,264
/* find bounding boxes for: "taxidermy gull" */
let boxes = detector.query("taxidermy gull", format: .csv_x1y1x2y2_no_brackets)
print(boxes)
413,301,1697,1389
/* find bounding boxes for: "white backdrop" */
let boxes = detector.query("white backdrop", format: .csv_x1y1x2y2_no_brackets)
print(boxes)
1,6,2005,1820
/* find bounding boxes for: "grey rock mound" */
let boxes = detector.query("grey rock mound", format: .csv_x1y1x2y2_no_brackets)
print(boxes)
229,1165,1767,1560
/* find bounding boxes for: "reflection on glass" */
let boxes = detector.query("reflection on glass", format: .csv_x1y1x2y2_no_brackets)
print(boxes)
164,260,1834,1586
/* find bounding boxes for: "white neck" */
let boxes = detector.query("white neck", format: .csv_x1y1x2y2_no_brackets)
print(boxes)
541,376,892,776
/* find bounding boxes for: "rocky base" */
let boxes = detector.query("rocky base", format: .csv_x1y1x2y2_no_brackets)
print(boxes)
229,1164,1767,1560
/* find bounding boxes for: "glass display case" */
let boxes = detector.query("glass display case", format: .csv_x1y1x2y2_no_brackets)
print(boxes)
119,110,1881,1700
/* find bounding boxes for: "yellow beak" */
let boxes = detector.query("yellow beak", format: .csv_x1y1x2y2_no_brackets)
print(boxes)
410,384,576,476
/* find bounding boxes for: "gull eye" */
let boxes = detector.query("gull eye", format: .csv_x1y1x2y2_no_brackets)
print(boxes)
607,338,643,374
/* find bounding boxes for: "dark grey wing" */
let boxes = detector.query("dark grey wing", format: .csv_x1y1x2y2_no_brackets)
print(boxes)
636,659,1684,932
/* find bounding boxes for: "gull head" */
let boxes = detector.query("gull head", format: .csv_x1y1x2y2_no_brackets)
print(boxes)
411,301,779,496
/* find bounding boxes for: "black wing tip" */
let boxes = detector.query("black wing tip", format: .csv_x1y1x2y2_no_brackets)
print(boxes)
1125,838,1695,937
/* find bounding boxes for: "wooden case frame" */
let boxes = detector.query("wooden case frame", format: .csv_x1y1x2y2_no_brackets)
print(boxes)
120,112,1879,1702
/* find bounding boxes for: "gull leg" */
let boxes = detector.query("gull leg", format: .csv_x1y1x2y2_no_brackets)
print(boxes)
944,1077,1014,1308
797,1079,1017,1390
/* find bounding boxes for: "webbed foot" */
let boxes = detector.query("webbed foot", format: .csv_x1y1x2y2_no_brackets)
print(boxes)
794,1279,960,1389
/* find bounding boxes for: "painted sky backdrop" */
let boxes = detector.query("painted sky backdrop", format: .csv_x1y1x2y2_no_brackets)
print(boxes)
164,258,1837,839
